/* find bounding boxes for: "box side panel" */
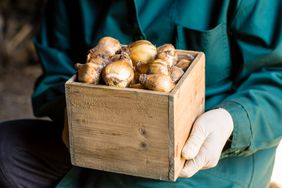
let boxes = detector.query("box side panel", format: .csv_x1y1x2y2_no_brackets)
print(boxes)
173,53,205,179
66,85,170,180
168,95,175,181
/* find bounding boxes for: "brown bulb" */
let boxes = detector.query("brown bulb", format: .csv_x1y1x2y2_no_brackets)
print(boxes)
103,59,134,88
111,52,133,67
147,59,169,75
131,70,141,85
170,66,184,83
129,40,157,66
76,63,102,84
129,83,145,89
157,44,177,67
96,36,121,56
135,61,149,74
86,48,111,66
139,74,175,92
176,59,191,71
116,45,130,55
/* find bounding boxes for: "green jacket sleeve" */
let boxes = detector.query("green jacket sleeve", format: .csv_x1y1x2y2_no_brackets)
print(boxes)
32,0,77,124
219,0,282,157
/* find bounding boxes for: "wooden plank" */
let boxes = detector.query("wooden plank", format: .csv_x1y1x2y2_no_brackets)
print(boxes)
66,83,171,180
171,52,205,179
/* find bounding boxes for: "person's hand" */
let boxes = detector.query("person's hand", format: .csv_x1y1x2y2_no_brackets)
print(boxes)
180,108,233,177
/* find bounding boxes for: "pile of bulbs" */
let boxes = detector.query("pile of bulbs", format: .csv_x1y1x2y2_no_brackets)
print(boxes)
76,36,193,92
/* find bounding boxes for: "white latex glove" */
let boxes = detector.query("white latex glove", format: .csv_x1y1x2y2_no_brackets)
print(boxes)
180,108,234,178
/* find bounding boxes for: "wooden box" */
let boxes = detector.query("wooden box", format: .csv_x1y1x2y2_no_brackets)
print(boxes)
65,50,205,181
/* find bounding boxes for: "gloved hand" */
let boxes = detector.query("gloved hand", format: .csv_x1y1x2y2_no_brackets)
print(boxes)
180,108,234,177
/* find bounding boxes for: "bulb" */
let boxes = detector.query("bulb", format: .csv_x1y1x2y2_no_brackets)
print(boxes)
175,59,191,71
157,44,177,67
146,59,169,75
76,63,102,84
170,66,184,83
96,36,121,56
129,83,145,89
135,61,149,74
129,40,157,66
103,59,134,88
139,74,175,92
111,52,133,67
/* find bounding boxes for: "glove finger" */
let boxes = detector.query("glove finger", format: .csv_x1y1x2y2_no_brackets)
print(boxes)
180,148,207,178
182,121,207,160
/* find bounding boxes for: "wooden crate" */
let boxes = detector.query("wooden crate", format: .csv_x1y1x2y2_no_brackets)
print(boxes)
65,50,205,181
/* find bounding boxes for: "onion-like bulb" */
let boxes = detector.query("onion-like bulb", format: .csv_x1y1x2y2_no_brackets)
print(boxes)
129,40,157,66
103,59,134,88
157,44,177,67
111,52,133,67
96,36,121,56
135,62,149,74
170,66,184,83
146,59,169,75
175,59,191,71
139,74,175,92
129,83,145,89
76,63,102,84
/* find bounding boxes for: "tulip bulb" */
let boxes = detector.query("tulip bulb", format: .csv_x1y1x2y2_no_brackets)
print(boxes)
96,36,121,56
170,66,184,83
135,61,149,74
139,74,175,92
76,63,102,84
129,40,157,66
111,52,133,67
157,44,177,67
103,59,134,88
129,83,145,89
146,59,169,75
176,59,191,71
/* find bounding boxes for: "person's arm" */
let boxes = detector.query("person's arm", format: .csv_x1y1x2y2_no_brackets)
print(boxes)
32,0,82,125
218,0,282,157
181,0,282,177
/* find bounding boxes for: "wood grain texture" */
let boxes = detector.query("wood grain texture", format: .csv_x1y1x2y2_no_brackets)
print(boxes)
66,80,170,180
65,50,205,181
170,52,205,180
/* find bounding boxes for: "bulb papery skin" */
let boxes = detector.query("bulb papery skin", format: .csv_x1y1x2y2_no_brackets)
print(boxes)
76,63,102,84
146,59,169,75
170,66,184,83
157,44,177,67
111,53,133,67
129,40,157,66
139,74,175,92
129,83,145,89
96,36,121,56
135,62,149,74
175,59,191,71
103,60,134,88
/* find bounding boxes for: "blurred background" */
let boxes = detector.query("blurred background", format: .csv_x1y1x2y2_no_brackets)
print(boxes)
0,0,280,187
0,0,45,120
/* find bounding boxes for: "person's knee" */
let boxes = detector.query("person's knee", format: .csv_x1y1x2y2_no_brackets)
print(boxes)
0,120,54,179
0,121,22,187
0,119,70,187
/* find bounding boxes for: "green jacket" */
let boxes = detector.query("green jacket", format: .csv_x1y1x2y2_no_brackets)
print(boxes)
32,0,282,187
